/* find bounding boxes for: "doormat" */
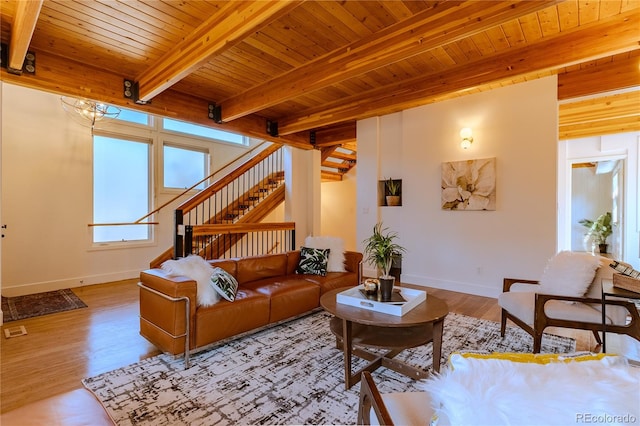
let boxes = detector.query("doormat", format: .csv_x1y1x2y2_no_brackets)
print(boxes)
1,289,87,323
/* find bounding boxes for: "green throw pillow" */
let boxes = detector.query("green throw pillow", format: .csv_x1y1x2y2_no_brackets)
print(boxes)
296,247,330,276
210,267,239,302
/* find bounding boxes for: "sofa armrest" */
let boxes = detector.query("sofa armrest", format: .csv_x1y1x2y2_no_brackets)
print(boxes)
139,269,198,356
344,251,364,274
503,277,539,292
140,268,197,300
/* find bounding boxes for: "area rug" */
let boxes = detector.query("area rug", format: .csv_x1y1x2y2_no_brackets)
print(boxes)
83,311,575,426
1,289,87,322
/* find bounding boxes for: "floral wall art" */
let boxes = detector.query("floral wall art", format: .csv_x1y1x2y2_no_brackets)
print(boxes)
441,157,496,211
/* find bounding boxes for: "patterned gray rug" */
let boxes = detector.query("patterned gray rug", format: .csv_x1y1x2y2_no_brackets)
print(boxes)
83,311,575,426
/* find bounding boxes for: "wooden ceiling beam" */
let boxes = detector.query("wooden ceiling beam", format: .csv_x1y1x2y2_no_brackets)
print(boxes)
135,1,302,102
7,0,43,72
218,0,560,122
277,9,640,135
558,52,640,100
0,49,313,150
559,115,640,140
559,90,640,139
313,122,357,147
560,91,640,124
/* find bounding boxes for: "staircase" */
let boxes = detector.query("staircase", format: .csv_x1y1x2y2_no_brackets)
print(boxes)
150,145,290,268
321,144,357,181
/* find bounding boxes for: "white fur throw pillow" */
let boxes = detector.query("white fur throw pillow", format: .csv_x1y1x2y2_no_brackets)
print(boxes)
161,255,220,307
304,236,346,272
538,251,600,297
423,353,640,426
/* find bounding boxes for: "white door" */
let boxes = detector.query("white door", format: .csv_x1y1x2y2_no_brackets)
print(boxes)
610,160,624,259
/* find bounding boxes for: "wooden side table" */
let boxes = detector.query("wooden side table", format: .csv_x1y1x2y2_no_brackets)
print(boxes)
600,278,640,353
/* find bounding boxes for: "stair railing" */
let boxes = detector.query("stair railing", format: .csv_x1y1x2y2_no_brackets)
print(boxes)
174,144,286,259
135,140,273,225
184,222,295,259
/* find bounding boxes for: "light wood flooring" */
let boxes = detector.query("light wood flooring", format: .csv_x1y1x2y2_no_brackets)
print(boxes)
0,280,601,419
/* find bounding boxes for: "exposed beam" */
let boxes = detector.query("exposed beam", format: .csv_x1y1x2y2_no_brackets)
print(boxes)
560,91,640,125
314,122,357,147
559,115,640,139
559,90,640,139
278,9,640,135
218,0,560,122
8,0,43,72
0,49,313,150
558,51,640,100
135,1,302,102
321,170,343,182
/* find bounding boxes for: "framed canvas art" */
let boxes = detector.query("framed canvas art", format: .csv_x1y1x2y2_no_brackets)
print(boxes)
441,157,496,210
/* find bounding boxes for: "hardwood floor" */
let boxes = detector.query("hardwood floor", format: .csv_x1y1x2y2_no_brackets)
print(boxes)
0,280,600,418
1,279,160,414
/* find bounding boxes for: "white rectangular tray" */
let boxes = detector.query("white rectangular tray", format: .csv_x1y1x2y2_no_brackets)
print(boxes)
336,285,426,316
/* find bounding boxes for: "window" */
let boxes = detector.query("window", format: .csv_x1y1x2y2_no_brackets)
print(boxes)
164,144,208,190
93,135,151,243
163,118,245,145
114,108,150,126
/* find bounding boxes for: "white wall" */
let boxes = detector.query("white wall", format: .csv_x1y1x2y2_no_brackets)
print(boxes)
357,76,559,298
0,84,271,296
320,168,358,251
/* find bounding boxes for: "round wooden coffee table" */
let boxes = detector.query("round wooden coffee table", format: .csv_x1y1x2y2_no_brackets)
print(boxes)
320,286,449,389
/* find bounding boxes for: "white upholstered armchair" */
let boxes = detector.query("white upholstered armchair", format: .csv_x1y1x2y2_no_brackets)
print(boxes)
499,252,640,353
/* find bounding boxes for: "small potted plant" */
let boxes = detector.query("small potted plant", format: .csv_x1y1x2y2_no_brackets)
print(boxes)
385,178,401,206
579,211,612,254
362,222,406,301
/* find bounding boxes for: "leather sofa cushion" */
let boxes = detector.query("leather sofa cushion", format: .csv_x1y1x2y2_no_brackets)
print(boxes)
195,288,270,348
243,278,321,323
236,253,288,284
286,251,302,274
303,271,359,294
208,258,237,277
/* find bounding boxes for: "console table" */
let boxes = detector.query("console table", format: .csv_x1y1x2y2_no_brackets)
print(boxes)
601,278,640,353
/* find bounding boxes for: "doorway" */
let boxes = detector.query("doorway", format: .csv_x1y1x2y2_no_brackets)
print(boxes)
558,133,639,270
570,160,622,258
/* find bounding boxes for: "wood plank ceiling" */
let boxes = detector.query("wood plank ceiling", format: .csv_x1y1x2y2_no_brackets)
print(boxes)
1,0,639,178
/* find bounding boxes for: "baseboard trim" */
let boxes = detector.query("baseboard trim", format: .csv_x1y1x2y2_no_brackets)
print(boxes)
1,270,140,297
401,274,500,299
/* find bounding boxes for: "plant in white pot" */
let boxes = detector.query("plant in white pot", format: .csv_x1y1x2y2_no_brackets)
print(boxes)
363,223,406,301
579,211,612,254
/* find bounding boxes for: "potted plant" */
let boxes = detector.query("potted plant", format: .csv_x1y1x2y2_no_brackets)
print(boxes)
579,212,612,254
385,178,401,206
362,222,406,301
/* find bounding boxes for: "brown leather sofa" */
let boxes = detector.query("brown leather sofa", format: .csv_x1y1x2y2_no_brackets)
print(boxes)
139,250,362,361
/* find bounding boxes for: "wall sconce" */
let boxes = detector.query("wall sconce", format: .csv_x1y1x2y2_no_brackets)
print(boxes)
460,127,473,149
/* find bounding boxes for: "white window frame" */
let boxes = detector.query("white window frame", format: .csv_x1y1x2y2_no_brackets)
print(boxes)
161,140,211,192
91,131,154,248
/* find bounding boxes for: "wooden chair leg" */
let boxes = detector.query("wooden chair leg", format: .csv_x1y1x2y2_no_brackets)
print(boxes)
500,310,507,337
533,331,543,354
592,329,602,345
357,371,393,426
